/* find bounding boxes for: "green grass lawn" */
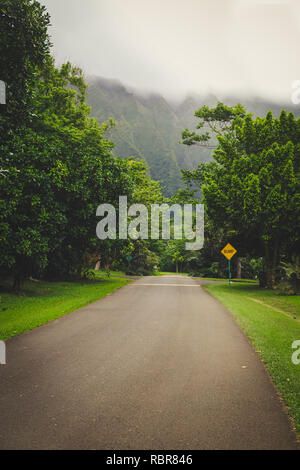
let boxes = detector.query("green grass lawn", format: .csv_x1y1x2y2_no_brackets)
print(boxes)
193,277,258,282
93,269,144,278
93,269,127,277
203,282,300,436
0,276,131,341
156,271,188,276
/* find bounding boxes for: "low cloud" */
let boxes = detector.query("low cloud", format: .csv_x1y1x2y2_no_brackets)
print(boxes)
40,0,300,102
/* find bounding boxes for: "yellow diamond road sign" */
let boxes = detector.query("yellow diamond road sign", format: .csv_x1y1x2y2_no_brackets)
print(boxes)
221,243,237,260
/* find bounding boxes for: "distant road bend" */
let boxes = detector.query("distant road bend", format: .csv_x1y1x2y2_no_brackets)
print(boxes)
0,275,298,449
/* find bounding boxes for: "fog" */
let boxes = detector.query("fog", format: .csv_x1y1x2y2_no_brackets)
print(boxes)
40,0,300,102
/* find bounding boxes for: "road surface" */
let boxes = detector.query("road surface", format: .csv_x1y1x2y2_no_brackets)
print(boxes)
0,275,298,449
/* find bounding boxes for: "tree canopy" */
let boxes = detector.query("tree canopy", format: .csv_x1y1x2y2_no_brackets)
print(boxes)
182,103,300,287
0,1,164,288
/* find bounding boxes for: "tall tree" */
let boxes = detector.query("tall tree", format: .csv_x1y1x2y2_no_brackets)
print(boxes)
0,0,51,131
0,58,134,287
182,104,300,287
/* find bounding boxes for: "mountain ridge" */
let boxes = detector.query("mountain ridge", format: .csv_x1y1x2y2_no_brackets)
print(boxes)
86,75,300,195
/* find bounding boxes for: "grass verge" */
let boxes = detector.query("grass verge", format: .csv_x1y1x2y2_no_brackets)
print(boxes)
0,277,131,341
93,269,126,277
156,272,188,276
203,282,300,436
193,277,258,282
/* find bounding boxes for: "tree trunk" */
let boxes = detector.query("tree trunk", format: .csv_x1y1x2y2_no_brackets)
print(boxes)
259,260,267,288
236,257,242,279
264,240,279,288
176,262,178,273
12,274,23,292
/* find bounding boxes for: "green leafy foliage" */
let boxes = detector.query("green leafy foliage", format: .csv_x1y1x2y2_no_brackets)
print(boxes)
0,0,51,130
182,104,300,287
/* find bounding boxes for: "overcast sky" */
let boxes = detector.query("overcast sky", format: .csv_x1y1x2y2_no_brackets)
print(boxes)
40,0,300,102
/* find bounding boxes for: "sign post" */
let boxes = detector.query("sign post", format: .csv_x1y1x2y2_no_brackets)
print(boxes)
221,243,237,288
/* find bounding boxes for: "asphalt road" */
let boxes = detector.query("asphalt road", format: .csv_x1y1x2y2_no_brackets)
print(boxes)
0,275,298,449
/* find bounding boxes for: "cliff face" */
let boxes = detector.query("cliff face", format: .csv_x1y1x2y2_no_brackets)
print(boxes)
86,76,300,195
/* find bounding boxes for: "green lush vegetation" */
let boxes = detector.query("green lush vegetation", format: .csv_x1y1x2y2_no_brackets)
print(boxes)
0,0,165,290
0,276,130,341
204,282,300,435
0,0,299,356
1,1,299,288
87,78,300,196
87,78,188,195
179,102,300,291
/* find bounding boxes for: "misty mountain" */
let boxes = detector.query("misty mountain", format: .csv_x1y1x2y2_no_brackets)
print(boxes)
86,76,300,195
